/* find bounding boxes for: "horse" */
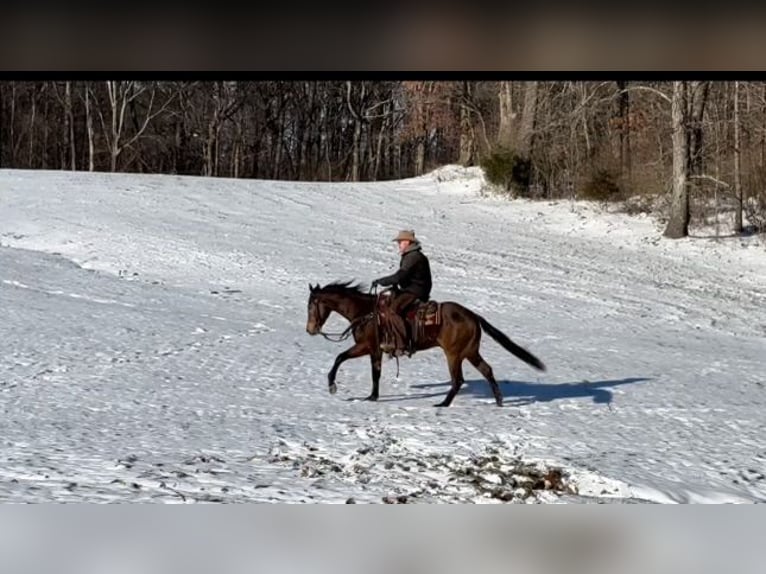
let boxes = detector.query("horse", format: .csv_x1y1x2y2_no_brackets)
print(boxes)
305,280,546,407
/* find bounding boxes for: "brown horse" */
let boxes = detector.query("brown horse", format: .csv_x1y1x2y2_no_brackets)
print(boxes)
305,281,546,407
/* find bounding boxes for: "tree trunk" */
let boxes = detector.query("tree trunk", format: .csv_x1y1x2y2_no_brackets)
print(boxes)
372,105,387,181
346,81,367,182
213,123,220,177
233,117,242,178
66,81,76,170
580,83,592,163
517,81,538,157
415,138,425,176
0,83,4,167
108,81,121,172
205,109,216,177
273,108,284,180
665,81,691,239
42,89,49,169
734,80,743,233
414,83,427,176
10,82,16,166
389,102,397,178
688,81,709,179
298,120,308,180
506,81,538,196
28,87,36,168
496,81,514,149
617,80,631,180
173,118,182,174
85,86,95,171
762,83,766,173
351,117,362,181
458,82,474,166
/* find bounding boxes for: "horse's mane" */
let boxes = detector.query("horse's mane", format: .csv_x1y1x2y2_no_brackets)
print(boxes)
317,280,369,296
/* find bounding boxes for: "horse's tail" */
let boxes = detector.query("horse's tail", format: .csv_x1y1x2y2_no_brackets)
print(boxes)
476,314,546,372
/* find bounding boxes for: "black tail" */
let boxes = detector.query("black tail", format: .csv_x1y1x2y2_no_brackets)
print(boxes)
477,314,546,371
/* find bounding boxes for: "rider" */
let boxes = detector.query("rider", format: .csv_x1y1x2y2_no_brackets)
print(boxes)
371,230,432,356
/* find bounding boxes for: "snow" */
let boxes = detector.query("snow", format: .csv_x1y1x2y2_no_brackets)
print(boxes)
1,165,765,503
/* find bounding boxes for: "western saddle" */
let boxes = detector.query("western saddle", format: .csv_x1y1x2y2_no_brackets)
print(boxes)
376,290,442,356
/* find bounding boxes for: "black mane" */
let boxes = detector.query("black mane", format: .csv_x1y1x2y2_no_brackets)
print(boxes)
317,280,369,296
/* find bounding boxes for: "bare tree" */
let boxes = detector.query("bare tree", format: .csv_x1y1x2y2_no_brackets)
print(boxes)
457,81,475,166
10,82,16,166
203,82,242,177
517,81,539,158
734,80,743,233
27,83,38,167
52,81,77,170
0,83,3,167
496,81,514,149
346,81,366,182
403,81,431,176
665,81,691,239
664,80,710,238
7,77,766,236
65,82,76,170
616,80,631,180
96,81,174,172
84,85,95,171
688,81,710,180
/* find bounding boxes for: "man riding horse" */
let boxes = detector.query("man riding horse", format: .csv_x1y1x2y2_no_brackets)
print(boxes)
371,229,432,357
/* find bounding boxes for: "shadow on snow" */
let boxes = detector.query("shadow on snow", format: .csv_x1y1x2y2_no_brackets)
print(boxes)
372,377,651,406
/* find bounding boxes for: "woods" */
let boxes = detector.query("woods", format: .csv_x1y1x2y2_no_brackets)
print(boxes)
1,80,764,237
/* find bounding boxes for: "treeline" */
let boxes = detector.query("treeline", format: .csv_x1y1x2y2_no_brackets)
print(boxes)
0,80,459,180
1,80,765,234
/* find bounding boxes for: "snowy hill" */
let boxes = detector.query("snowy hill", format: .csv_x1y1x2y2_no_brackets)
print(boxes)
1,166,765,503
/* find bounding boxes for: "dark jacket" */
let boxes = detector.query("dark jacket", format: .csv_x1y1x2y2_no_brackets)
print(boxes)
375,243,432,301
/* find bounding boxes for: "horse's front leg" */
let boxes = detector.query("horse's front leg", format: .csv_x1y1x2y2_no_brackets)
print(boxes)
328,342,369,395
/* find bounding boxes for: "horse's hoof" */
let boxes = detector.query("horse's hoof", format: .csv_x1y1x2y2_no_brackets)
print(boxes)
365,394,378,402
434,401,450,408
329,383,337,395
495,399,504,407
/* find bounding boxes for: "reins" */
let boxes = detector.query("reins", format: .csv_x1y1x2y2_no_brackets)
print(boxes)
316,285,402,378
318,284,380,342
318,313,373,343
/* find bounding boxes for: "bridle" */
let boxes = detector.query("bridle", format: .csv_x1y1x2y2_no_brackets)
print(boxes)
313,286,403,377
313,284,382,342
317,314,373,342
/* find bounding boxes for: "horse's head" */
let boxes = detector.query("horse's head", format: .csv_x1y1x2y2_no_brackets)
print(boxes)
306,281,373,336
306,283,332,336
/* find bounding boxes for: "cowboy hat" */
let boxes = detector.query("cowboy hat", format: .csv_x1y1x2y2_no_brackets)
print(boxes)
391,229,417,242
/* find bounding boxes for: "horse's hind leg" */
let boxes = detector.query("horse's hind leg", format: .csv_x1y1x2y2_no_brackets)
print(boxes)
367,352,382,401
435,352,465,407
468,352,503,407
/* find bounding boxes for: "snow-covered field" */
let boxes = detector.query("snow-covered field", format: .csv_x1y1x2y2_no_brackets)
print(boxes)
1,165,765,503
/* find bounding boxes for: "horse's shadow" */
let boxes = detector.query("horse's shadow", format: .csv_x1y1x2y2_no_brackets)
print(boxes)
374,377,651,406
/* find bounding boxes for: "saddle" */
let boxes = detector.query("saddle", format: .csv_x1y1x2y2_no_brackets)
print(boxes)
376,291,442,355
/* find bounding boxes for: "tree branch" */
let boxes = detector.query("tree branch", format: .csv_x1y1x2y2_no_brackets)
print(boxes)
122,88,176,151
689,174,730,188
619,85,672,105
